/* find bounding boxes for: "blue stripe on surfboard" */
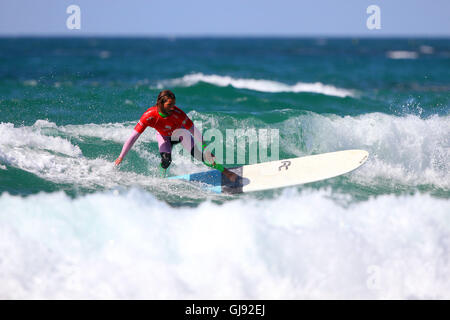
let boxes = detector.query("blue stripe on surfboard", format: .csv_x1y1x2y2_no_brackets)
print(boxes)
209,185,222,194
168,170,223,194
167,174,191,181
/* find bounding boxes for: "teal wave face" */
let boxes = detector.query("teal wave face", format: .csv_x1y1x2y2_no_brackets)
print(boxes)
0,109,448,202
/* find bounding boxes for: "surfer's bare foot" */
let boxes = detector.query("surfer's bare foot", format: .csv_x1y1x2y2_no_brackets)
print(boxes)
223,169,238,182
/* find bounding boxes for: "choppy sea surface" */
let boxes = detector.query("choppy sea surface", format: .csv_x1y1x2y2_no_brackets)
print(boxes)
0,38,449,299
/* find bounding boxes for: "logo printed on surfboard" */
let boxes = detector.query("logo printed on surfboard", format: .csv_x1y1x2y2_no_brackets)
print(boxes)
278,160,291,171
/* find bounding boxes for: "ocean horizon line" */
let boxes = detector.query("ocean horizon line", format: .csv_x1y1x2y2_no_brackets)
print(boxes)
1,34,449,40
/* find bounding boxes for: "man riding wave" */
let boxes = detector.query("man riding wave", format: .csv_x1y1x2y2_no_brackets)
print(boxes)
115,90,237,182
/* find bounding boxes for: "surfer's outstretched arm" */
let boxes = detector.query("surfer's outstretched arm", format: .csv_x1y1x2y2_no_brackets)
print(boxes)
115,129,141,165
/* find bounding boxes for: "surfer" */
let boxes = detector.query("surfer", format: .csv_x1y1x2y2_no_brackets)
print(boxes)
115,90,237,182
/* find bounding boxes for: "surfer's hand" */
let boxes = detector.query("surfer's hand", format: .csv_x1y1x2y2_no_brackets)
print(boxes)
223,168,237,183
114,157,123,166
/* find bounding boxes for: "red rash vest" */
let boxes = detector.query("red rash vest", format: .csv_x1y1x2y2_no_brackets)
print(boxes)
134,106,194,136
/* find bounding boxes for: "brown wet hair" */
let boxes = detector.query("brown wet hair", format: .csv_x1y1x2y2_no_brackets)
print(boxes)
156,90,176,107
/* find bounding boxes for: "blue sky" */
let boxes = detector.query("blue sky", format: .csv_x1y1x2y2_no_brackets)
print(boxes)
0,0,449,36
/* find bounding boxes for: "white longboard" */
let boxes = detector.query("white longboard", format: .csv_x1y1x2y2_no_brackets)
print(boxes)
170,149,369,194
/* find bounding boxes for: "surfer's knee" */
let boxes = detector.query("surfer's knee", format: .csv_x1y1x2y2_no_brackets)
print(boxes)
160,152,172,169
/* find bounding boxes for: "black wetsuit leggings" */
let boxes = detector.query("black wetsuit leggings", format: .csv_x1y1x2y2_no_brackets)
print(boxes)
160,140,208,169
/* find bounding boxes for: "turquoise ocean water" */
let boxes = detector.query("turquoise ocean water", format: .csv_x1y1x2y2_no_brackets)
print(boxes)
0,38,449,299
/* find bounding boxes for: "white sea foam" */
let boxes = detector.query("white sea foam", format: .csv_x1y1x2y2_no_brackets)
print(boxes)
1,112,449,190
0,188,448,299
419,45,434,54
157,73,356,98
280,112,450,188
23,79,38,87
386,51,419,59
32,119,155,144
0,121,203,193
99,50,111,59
